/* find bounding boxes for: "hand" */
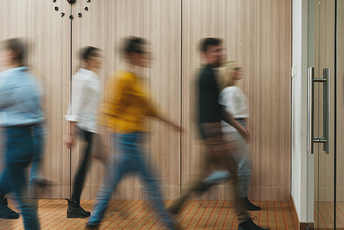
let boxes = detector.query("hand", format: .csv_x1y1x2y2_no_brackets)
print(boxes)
171,123,185,133
238,127,251,143
64,134,75,149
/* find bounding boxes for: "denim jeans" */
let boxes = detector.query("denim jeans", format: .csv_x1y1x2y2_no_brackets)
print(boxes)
202,119,252,197
88,132,175,229
0,126,40,230
29,124,46,184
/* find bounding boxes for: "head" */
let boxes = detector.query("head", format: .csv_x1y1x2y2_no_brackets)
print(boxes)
80,46,102,70
219,61,243,89
1,38,28,67
122,36,150,67
199,38,224,68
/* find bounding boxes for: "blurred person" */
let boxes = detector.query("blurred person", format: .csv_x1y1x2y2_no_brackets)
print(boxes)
85,37,183,230
167,38,267,230
200,61,261,211
64,46,103,218
0,38,41,229
29,69,54,195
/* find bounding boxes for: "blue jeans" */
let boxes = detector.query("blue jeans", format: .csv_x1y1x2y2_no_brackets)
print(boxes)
30,124,46,184
203,120,252,197
88,132,174,229
0,126,40,230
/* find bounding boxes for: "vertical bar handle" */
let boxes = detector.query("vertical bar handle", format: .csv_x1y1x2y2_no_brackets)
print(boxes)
324,68,330,154
308,67,314,154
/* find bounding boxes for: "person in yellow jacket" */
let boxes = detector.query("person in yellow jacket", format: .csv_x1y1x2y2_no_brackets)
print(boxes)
86,37,183,230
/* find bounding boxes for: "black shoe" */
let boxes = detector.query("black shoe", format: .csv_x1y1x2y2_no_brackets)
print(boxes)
242,197,261,211
66,198,91,218
0,198,20,219
238,219,269,230
85,224,99,229
168,203,181,215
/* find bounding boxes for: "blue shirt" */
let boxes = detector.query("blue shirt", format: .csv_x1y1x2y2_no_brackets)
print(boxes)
0,66,43,126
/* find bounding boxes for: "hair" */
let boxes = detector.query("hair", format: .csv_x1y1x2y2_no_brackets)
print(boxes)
2,38,28,66
122,36,146,57
199,38,222,53
218,61,238,89
80,46,101,61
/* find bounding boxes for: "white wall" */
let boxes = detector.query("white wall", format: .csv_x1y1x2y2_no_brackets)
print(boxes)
291,0,314,224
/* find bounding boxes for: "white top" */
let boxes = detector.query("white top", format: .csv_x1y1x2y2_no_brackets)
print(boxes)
219,86,249,133
65,68,101,133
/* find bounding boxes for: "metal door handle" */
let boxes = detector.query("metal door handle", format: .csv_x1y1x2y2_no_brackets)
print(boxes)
308,67,331,154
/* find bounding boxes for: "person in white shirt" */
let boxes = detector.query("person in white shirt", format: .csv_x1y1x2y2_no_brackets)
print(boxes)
201,61,261,211
64,46,103,218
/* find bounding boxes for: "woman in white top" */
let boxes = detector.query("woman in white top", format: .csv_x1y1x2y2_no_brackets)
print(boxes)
64,47,102,218
202,61,261,211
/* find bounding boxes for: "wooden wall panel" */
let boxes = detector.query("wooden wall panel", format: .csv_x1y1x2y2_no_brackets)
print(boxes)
71,0,182,200
1,0,292,201
0,0,71,198
181,0,292,201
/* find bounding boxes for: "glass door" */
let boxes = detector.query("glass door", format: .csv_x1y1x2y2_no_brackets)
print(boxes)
308,0,336,229
336,1,344,229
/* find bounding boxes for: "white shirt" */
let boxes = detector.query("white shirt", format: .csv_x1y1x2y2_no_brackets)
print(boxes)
65,68,101,133
219,86,249,133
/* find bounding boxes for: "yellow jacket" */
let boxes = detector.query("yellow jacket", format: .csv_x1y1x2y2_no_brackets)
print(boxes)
98,70,160,133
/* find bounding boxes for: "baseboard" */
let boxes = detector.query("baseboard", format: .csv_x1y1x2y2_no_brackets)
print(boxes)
290,195,300,228
291,195,315,230
300,222,314,230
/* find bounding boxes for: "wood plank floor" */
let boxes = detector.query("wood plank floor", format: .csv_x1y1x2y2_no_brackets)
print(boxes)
0,200,298,229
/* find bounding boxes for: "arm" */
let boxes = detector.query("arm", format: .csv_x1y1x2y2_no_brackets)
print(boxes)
145,97,183,133
154,113,184,133
64,74,86,148
221,108,250,142
64,121,76,148
0,76,15,110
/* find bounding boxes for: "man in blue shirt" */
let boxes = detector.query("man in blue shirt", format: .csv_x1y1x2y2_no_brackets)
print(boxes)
0,38,42,229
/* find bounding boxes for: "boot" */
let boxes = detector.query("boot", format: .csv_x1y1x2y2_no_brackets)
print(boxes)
66,198,90,218
0,198,20,219
238,219,269,230
242,197,261,211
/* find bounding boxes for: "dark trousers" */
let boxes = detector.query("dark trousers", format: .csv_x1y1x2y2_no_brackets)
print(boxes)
71,128,93,205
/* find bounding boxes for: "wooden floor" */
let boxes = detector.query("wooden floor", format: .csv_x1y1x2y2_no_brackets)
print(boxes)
314,201,344,229
0,200,298,229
